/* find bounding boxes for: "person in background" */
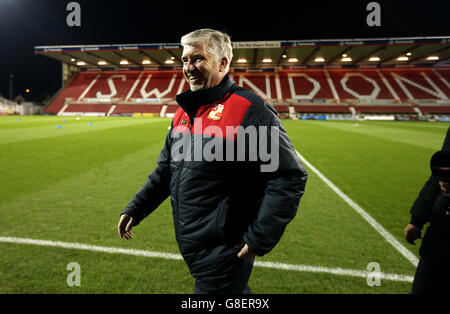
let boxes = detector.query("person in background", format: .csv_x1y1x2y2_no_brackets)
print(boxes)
405,126,450,294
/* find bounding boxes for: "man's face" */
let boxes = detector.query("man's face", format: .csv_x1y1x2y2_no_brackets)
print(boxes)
438,166,450,198
181,41,226,91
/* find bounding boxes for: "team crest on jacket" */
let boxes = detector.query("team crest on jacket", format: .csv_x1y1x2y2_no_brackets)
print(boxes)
207,104,224,120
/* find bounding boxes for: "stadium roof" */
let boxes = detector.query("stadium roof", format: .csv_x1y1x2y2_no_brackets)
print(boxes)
35,36,450,69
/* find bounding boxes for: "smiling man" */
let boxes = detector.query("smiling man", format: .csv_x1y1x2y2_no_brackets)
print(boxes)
118,29,308,294
181,32,231,91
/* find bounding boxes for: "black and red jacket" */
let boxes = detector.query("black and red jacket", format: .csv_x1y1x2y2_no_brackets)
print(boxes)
122,74,308,277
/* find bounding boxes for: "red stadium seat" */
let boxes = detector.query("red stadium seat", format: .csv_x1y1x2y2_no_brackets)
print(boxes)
293,105,351,113
113,104,162,114
354,106,416,114
418,106,450,114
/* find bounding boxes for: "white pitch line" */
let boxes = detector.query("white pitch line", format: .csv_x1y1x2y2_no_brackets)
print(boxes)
254,261,413,283
0,236,182,260
295,150,419,267
0,236,413,283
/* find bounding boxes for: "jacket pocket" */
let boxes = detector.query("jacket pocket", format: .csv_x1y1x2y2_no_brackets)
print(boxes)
176,198,229,254
189,247,242,278
215,196,230,241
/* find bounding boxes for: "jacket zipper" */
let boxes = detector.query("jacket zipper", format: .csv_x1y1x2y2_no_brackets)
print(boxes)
174,92,232,237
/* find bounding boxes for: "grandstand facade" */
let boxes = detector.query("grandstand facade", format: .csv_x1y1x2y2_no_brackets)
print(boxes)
35,37,450,121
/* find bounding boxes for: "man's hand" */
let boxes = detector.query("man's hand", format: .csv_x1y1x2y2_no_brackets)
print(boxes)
235,241,256,259
118,214,135,240
404,224,422,245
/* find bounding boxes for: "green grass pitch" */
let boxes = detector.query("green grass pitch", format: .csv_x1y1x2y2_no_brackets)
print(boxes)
0,115,448,293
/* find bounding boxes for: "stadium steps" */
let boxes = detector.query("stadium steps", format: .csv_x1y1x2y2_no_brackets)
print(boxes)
57,103,70,116
160,105,168,117
107,105,117,117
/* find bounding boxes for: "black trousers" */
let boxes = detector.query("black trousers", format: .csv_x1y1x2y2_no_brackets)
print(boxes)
411,257,450,294
193,256,254,294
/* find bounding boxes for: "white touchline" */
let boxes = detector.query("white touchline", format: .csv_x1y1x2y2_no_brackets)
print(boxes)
0,236,182,260
0,236,413,283
253,261,413,283
295,150,419,267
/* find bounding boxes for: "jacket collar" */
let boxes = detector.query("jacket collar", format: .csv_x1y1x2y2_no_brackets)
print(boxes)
175,74,236,117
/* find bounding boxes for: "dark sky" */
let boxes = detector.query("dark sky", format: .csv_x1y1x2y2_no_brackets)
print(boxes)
0,0,449,102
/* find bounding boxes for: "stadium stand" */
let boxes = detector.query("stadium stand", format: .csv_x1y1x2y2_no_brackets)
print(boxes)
35,36,450,120
113,104,163,114
0,96,20,115
293,105,351,113
64,104,112,114
418,106,450,114
44,67,450,120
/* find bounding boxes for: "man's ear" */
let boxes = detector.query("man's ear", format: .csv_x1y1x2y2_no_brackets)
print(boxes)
219,57,229,73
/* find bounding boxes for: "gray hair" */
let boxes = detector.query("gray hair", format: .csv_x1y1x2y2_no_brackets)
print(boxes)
181,29,233,72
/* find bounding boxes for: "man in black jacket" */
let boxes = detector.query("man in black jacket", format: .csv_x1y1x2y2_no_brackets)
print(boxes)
405,126,450,294
117,29,308,294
